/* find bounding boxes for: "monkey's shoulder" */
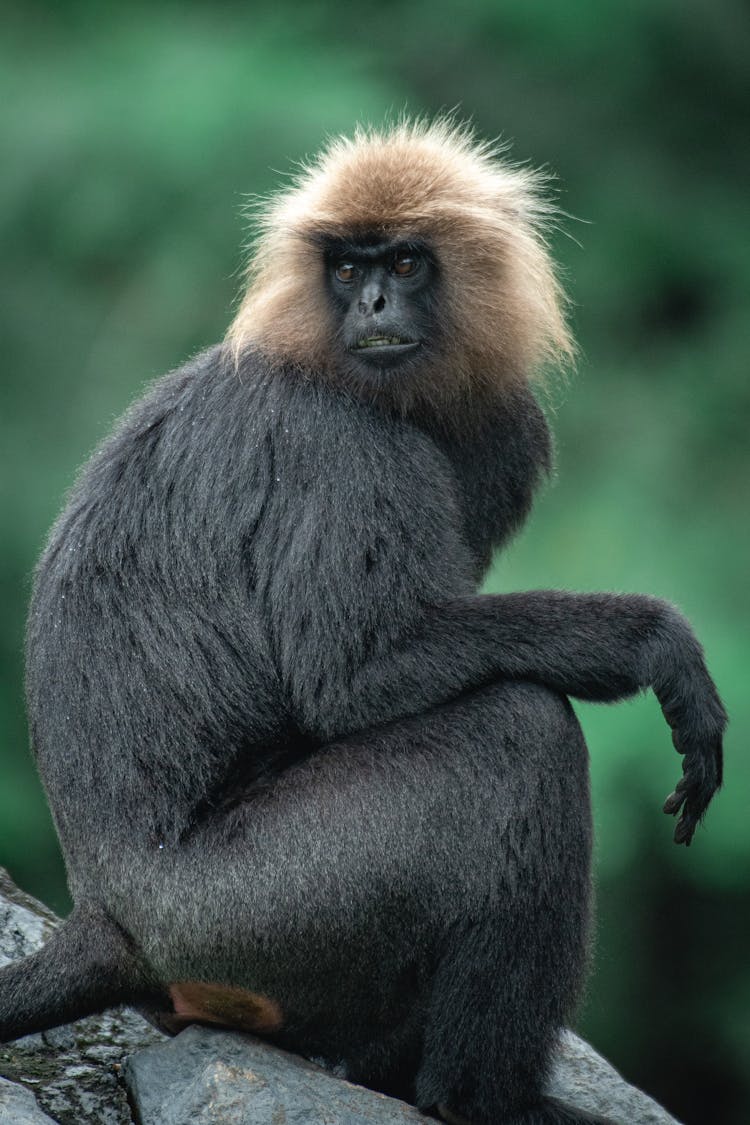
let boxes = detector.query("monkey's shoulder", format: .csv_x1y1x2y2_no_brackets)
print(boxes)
39,347,549,592
76,344,447,489
40,347,459,567
36,346,261,579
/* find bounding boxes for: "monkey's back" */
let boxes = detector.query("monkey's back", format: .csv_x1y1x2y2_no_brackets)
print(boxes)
24,346,483,889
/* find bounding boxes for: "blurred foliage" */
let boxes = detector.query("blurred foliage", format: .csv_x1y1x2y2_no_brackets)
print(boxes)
0,1,748,1121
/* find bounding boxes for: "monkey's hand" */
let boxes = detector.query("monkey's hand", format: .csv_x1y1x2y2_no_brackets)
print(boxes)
650,606,726,846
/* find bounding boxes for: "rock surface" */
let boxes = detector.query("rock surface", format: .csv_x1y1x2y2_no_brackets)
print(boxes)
0,869,682,1124
125,1025,425,1124
0,1076,58,1125
548,1031,681,1124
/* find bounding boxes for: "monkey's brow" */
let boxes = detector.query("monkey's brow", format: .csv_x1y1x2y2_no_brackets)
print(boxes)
318,234,428,263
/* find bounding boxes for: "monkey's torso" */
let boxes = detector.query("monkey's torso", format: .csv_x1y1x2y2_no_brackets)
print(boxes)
27,345,550,861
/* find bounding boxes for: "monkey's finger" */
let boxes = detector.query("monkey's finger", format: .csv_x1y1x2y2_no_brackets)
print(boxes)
674,810,698,846
663,775,690,815
663,789,685,816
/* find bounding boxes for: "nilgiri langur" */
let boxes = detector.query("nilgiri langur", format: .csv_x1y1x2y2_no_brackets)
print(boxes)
0,119,725,1125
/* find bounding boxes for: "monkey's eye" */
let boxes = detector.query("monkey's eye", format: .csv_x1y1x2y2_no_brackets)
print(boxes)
335,262,357,282
392,252,419,277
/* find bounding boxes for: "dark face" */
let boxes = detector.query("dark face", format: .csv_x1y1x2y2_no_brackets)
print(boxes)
324,235,439,387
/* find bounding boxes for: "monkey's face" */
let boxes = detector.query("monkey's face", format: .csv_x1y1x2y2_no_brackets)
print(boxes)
324,235,440,391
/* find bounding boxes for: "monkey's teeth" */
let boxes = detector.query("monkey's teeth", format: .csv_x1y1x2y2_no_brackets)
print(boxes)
358,337,407,347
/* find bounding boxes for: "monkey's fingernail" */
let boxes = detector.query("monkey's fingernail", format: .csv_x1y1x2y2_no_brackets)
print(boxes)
663,792,681,814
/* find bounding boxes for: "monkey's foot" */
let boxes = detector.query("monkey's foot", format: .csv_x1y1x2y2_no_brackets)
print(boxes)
437,1105,472,1125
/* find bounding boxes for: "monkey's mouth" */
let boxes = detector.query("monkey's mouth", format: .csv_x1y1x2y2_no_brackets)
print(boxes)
354,335,416,349
350,336,420,364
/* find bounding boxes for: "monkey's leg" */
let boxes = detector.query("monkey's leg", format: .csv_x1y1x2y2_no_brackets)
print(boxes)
403,687,609,1125
421,919,612,1125
4,680,597,1125
118,681,600,1122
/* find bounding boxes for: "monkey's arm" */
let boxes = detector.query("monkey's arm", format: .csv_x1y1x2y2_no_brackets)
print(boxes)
307,592,725,845
419,592,723,845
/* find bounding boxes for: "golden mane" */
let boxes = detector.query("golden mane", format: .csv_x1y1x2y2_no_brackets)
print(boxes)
227,118,574,397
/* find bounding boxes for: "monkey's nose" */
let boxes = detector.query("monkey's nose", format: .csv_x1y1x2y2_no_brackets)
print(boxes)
358,294,386,315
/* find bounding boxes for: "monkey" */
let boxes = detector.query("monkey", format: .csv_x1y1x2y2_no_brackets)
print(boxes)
0,119,725,1125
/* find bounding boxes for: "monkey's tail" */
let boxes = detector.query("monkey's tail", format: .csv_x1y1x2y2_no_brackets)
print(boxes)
0,904,164,1042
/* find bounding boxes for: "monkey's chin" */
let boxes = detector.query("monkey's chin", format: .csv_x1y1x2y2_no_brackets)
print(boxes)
348,342,421,369
338,345,428,406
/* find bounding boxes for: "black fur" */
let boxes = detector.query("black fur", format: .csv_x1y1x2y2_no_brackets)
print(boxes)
1,344,723,1124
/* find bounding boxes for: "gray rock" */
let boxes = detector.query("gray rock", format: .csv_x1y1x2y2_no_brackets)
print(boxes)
125,1024,425,1124
0,870,57,968
0,1076,57,1124
548,1031,682,1124
0,1004,162,1125
125,1024,682,1125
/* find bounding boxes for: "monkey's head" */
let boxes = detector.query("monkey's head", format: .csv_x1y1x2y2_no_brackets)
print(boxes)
227,118,574,412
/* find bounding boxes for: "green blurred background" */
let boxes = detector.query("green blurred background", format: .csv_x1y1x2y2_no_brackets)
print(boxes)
1,1,748,1121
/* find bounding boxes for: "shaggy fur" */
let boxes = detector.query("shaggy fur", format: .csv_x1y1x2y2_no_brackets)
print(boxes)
0,119,725,1125
227,118,575,402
